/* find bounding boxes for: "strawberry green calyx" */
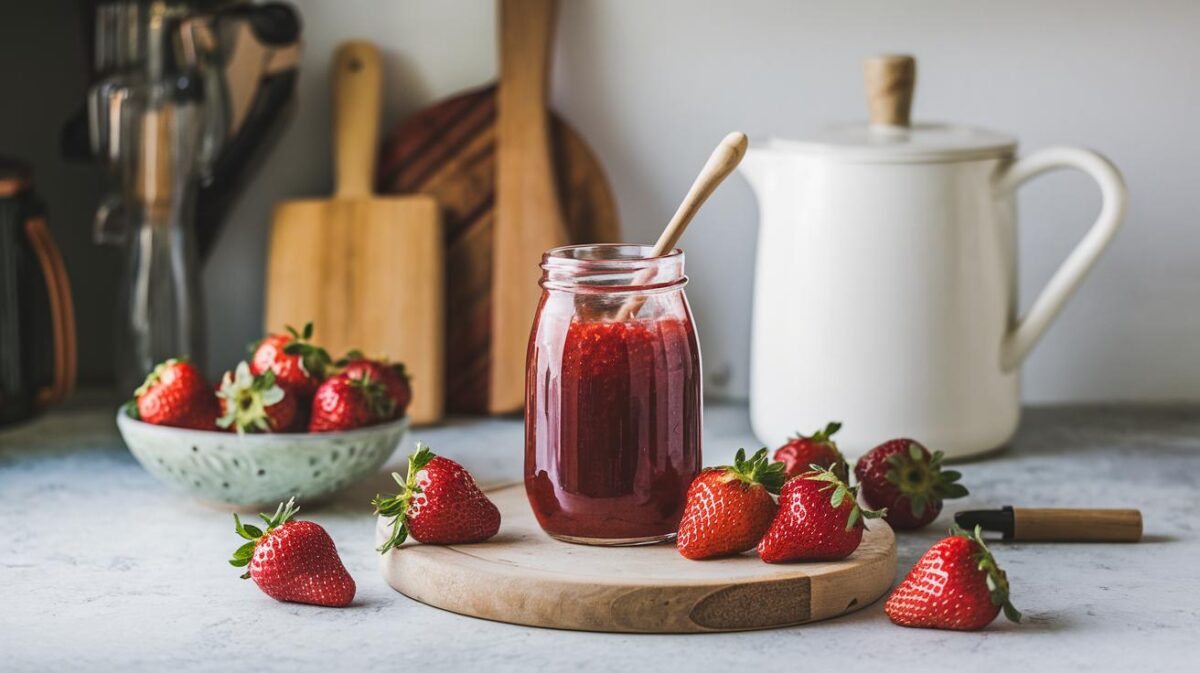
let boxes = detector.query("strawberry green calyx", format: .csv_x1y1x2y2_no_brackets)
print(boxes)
334,348,367,368
719,448,788,495
885,442,968,518
373,443,437,553
350,373,395,420
217,361,285,434
804,464,886,531
281,322,332,379
796,421,842,446
954,524,1022,624
229,497,300,579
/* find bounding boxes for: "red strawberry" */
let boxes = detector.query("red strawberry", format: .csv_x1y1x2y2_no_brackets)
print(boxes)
308,373,390,432
757,465,884,563
229,498,356,607
132,358,218,430
886,524,1020,630
855,438,968,530
249,322,332,398
773,421,849,481
676,448,787,560
340,353,411,419
216,362,298,433
374,443,501,550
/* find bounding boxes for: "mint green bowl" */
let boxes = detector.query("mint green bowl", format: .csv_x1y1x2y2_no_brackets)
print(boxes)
116,410,409,509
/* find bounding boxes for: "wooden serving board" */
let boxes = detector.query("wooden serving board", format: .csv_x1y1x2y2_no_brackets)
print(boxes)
377,484,896,633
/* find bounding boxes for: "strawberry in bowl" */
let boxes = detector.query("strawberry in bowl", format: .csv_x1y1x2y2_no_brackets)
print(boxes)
115,323,413,508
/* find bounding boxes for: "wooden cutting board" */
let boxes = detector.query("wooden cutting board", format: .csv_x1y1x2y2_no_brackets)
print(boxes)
377,484,896,633
376,0,619,415
265,41,444,423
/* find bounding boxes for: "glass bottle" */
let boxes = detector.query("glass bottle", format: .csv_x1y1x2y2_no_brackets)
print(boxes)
112,3,208,394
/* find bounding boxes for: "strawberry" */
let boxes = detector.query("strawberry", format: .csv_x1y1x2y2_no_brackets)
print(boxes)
308,373,391,432
757,465,884,563
676,448,787,560
216,361,298,433
855,438,968,530
131,358,218,430
340,352,411,419
374,443,501,550
773,421,849,481
249,322,332,398
886,524,1020,630
229,498,356,608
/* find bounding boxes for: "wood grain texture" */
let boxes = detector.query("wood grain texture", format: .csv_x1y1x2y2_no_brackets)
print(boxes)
491,0,569,414
864,54,916,127
376,25,620,414
265,42,444,423
1013,508,1142,542
377,484,896,633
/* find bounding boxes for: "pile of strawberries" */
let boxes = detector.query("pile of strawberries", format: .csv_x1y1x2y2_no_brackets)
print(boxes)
677,422,1018,631
219,415,1017,632
129,322,411,433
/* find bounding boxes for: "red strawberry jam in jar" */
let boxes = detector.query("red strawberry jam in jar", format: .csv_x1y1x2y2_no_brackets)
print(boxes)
525,244,702,545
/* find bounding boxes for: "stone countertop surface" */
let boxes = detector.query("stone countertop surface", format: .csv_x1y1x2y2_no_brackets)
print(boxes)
2,398,1198,672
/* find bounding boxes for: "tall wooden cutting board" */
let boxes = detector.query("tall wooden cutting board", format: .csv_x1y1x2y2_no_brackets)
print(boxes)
265,41,444,423
377,0,619,414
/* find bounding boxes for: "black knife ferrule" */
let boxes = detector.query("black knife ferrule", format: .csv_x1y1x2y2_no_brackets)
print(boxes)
953,506,1015,539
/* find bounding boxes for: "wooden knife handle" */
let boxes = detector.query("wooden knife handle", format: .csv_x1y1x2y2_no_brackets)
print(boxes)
1013,508,1142,542
864,54,916,127
332,41,382,199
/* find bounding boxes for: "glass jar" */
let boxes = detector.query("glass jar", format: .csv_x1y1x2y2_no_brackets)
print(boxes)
524,244,703,545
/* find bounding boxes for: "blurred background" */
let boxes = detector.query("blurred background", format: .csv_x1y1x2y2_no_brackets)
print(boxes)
2,0,1197,404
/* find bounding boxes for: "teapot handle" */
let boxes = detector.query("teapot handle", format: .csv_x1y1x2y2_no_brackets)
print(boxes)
997,147,1126,371
24,216,77,405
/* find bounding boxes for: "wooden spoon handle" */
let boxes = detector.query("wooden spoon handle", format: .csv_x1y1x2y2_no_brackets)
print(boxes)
616,132,747,322
332,41,382,199
651,132,748,256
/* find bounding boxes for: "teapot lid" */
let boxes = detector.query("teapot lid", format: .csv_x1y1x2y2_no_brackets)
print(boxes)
766,55,1017,163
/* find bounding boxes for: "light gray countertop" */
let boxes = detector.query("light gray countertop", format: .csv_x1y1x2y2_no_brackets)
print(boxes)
2,397,1198,672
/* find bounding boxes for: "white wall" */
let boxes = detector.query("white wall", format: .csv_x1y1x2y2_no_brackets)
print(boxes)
205,0,1200,404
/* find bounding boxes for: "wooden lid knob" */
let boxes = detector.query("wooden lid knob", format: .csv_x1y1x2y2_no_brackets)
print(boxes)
865,55,916,127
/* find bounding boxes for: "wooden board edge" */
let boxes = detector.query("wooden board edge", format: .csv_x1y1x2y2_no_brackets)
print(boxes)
375,515,896,633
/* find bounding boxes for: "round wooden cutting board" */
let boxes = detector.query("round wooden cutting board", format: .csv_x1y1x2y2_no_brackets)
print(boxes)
377,484,896,633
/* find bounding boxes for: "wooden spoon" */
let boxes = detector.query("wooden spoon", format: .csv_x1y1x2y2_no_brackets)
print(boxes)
616,132,748,321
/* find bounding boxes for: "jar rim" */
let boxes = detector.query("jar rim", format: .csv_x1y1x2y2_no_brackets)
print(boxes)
540,244,687,294
542,243,683,269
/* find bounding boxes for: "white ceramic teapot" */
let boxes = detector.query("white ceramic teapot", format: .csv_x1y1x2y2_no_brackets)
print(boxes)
740,56,1126,460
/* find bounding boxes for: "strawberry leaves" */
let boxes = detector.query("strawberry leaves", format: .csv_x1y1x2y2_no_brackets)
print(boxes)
796,421,842,445
804,464,886,531
278,322,332,379
720,448,788,495
230,498,299,579
884,442,968,517
216,361,287,433
373,444,437,553
954,523,1022,623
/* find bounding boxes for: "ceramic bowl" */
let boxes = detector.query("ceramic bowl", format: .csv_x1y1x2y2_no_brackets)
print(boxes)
116,410,409,509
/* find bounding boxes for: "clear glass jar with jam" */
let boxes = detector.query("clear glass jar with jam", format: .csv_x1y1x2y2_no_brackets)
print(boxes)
524,244,702,545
